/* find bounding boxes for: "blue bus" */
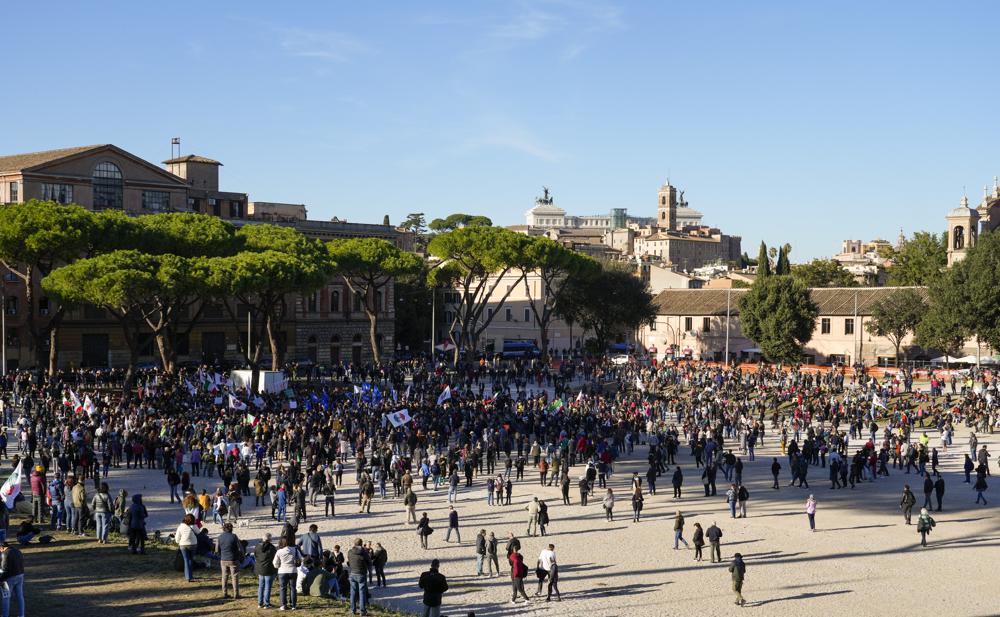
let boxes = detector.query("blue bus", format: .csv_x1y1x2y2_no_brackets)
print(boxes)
501,340,540,360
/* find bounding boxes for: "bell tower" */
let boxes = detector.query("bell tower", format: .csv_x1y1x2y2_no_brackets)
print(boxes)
657,182,677,231
947,195,978,267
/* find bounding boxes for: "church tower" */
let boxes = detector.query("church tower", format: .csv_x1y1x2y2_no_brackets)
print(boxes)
657,182,678,231
947,195,979,267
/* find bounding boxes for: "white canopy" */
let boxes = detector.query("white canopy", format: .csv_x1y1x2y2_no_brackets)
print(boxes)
741,348,762,354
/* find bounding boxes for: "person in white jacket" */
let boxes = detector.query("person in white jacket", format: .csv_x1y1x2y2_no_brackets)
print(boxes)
272,537,303,610
174,514,198,583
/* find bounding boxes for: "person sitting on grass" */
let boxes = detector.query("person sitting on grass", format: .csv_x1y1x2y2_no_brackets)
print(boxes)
15,521,40,545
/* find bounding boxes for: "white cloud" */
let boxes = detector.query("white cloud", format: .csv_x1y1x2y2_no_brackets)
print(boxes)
277,27,369,62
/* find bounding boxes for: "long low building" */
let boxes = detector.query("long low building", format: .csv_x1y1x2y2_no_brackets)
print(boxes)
638,286,936,366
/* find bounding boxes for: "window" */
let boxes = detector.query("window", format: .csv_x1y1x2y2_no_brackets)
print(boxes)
203,302,224,319
142,190,170,211
650,320,657,331
229,201,245,218
307,293,317,313
487,308,494,320
505,308,512,322
188,197,200,212
209,198,220,217
953,226,964,250
41,183,73,204
524,308,531,323
92,162,123,209
3,272,17,283
353,292,363,312
39,297,50,316
821,318,831,335
376,291,383,313
8,181,18,203
5,297,17,316
330,290,341,312
844,318,854,335
684,317,693,331
703,317,711,332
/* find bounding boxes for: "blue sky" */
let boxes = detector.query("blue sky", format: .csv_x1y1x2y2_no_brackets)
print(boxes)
3,1,999,259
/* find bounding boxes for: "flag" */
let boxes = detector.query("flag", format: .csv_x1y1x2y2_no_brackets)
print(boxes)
386,408,412,428
288,400,298,409
404,384,411,401
184,379,198,397
245,413,259,427
228,394,247,411
252,395,266,408
83,395,96,417
69,390,84,414
437,385,451,406
0,461,22,509
635,376,646,393
576,390,584,403
547,398,564,415
872,392,887,410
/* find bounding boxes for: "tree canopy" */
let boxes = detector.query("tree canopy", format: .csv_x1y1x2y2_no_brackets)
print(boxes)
738,275,818,363
865,288,928,364
557,264,655,352
756,241,771,277
791,259,857,288
881,231,947,286
428,213,493,232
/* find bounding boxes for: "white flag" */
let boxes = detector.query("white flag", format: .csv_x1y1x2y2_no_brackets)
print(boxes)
228,394,247,411
635,376,646,393
83,395,96,417
70,389,84,414
576,390,584,403
872,392,887,410
252,395,266,408
0,461,22,509
436,385,452,406
386,408,412,428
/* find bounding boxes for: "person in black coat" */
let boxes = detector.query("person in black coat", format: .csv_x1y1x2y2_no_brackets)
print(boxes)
770,458,781,489
933,475,945,511
706,522,723,563
418,559,449,616
672,467,683,499
922,475,934,509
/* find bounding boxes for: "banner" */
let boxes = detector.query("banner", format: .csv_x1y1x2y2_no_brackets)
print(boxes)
0,461,22,509
386,408,412,428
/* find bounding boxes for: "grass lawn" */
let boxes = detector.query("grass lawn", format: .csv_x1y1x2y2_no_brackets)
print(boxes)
20,528,410,616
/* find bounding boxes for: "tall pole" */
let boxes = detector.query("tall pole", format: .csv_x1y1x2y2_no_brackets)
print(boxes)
247,310,251,367
430,287,436,359
725,288,731,365
853,291,859,366
1,289,6,375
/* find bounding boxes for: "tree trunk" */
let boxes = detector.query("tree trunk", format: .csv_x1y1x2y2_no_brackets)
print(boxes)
47,325,58,377
366,308,381,364
266,315,281,371
155,331,176,374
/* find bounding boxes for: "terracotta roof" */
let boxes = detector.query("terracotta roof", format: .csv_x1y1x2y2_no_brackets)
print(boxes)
0,145,106,173
162,154,222,165
651,286,928,316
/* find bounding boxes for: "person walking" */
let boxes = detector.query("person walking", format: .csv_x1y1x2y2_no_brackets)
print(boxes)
672,467,683,499
726,484,738,518
631,491,644,522
348,538,371,616
418,559,449,617
175,514,199,583
916,508,936,547
272,536,303,611
736,484,749,518
535,544,556,597
445,506,461,543
974,475,988,504
770,458,781,489
254,533,278,609
805,495,817,531
692,522,705,561
706,522,723,563
602,489,615,521
900,484,916,525
373,543,388,588
0,542,25,617
673,511,690,549
215,522,243,599
729,552,747,606
404,487,418,524
509,547,531,604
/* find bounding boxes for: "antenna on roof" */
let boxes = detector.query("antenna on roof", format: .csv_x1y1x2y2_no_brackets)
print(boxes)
171,137,181,159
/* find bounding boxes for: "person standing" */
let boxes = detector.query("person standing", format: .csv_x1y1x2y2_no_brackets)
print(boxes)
916,508,936,547
0,542,25,617
770,458,781,489
445,506,461,543
706,522,723,563
933,475,945,512
90,482,112,544
404,488,418,524
272,536,303,611
175,514,199,583
215,522,243,599
509,547,531,604
254,533,277,609
805,495,817,531
631,491,644,523
475,529,488,576
418,559,449,617
487,532,501,577
417,513,433,549
672,467,683,499
372,543,388,588
348,538,371,616
298,524,324,562
602,489,615,521
525,497,540,536
578,476,589,506
900,484,916,525
126,494,148,554
692,522,705,561
729,552,747,606
673,511,690,549
736,484,749,518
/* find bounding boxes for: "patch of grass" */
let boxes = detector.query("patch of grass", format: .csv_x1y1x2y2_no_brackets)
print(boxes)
20,527,411,616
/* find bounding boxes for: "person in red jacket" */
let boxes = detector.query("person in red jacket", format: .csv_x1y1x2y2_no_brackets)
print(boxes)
29,466,47,525
509,547,531,604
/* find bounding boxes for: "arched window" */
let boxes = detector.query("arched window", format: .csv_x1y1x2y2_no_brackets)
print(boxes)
331,290,340,312
953,226,965,250
330,335,341,362
306,335,317,362
376,291,383,313
93,162,123,209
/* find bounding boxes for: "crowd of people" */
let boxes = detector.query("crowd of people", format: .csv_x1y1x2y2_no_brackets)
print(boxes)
0,356,996,613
